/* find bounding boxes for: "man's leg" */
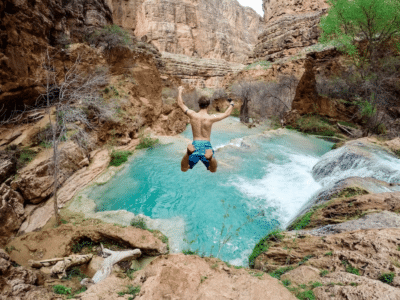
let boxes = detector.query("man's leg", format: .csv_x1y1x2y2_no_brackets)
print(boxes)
205,149,217,173
181,144,196,172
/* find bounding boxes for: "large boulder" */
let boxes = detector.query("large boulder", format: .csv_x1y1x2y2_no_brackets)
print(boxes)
11,142,86,204
0,182,25,247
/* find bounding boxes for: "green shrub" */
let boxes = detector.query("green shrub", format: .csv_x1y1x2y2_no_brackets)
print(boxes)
342,260,360,275
182,250,198,255
117,285,141,297
130,217,149,230
53,285,72,295
136,132,160,150
269,266,294,279
64,267,88,281
109,150,133,167
295,115,334,134
18,149,37,167
67,287,87,299
338,121,357,128
296,290,315,300
310,281,323,289
350,282,358,287
72,239,96,253
320,270,329,277
375,123,387,135
379,272,395,284
331,187,369,199
89,24,132,49
324,251,333,256
249,229,284,268
282,279,291,286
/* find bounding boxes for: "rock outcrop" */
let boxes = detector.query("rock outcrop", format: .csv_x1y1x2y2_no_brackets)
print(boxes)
0,249,59,300
160,52,244,88
0,181,25,247
6,223,168,267
110,0,265,64
250,0,330,63
79,254,297,300
0,0,112,118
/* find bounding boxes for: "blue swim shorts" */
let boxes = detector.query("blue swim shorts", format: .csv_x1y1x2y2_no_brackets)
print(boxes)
188,140,215,170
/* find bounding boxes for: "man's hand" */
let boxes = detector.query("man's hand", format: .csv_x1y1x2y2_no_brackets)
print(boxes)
178,86,184,94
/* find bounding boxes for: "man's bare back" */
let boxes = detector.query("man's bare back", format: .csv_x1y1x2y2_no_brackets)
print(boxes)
177,86,234,172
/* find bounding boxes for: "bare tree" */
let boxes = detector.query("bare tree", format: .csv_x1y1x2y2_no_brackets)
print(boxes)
37,48,117,225
231,75,298,123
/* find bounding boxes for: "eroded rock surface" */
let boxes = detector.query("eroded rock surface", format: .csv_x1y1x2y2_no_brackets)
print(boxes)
0,249,59,300
251,0,330,62
111,0,265,64
79,254,296,300
0,182,25,247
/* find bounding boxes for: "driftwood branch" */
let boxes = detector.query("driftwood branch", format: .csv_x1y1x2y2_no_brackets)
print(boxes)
337,122,355,136
91,244,141,284
51,254,93,278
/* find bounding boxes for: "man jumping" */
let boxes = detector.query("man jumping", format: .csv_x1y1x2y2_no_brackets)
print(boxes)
177,86,235,173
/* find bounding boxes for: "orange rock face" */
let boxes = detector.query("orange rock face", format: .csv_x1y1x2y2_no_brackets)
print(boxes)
251,0,330,62
110,0,265,64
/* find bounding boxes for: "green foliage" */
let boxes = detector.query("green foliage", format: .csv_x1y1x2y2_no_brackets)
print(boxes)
379,272,395,284
182,250,198,255
298,255,314,266
356,98,376,118
269,266,294,279
282,279,291,287
93,24,132,47
320,270,329,277
310,282,323,289
288,210,315,231
117,285,141,297
318,0,400,65
72,239,96,253
245,60,272,70
342,260,360,275
295,115,335,135
5,246,16,254
130,217,149,230
325,251,333,256
18,149,37,167
350,282,358,287
331,187,369,199
136,131,160,150
53,285,72,295
64,267,88,281
296,290,315,300
375,123,387,135
109,150,133,167
67,287,87,299
249,229,284,268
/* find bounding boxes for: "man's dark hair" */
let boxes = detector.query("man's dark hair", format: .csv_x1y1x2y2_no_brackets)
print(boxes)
198,96,210,109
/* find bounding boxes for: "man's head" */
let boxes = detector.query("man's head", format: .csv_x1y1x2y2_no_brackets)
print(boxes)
198,96,210,109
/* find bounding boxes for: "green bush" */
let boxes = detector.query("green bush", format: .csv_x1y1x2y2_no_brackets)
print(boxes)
295,115,336,136
342,260,360,275
296,290,315,300
72,239,96,253
298,255,314,266
248,229,284,268
136,132,160,150
310,282,323,288
89,24,132,49
282,279,291,286
320,270,329,277
117,285,141,297
109,150,133,167
182,250,198,255
18,149,37,167
379,272,395,284
269,266,294,279
130,217,149,230
338,120,357,128
53,285,72,295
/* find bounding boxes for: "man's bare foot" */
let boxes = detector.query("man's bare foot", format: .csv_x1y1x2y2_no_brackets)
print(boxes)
205,149,213,160
187,144,196,155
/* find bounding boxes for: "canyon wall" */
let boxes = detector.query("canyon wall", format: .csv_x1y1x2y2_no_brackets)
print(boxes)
110,0,265,64
0,0,113,117
250,0,330,63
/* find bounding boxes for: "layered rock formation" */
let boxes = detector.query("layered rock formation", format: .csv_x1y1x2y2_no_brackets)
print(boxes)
250,0,330,63
110,0,265,64
160,52,244,88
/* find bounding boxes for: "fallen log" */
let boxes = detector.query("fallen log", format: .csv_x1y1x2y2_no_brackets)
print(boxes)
51,254,93,279
91,244,141,284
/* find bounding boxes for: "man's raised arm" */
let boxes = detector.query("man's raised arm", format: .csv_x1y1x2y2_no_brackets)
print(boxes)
177,86,191,115
212,99,235,122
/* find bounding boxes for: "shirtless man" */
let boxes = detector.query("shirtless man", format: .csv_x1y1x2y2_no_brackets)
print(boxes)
177,86,234,173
